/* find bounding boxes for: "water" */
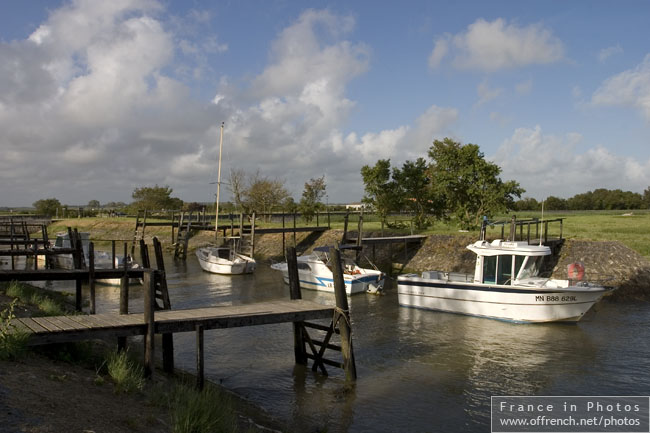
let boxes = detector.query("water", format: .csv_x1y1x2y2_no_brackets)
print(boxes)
30,255,650,432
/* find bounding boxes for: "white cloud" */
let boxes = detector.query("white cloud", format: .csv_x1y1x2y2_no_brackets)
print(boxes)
493,125,650,199
475,80,503,107
0,3,458,206
429,18,564,71
591,54,650,121
598,44,623,63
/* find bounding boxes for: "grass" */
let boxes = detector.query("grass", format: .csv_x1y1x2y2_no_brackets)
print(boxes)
106,349,145,394
3,280,70,316
150,381,239,433
0,299,29,360
49,209,650,259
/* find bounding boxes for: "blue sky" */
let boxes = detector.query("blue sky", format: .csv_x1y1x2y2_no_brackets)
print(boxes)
1,0,649,207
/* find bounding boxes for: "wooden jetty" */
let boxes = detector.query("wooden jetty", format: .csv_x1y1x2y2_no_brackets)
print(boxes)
5,245,357,386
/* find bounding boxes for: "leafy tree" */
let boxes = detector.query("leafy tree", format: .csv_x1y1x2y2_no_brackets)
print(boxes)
361,159,399,224
299,176,326,223
428,138,524,229
87,200,101,209
131,185,183,211
246,173,289,217
544,196,568,210
644,186,650,209
33,198,61,217
514,197,540,211
392,158,439,229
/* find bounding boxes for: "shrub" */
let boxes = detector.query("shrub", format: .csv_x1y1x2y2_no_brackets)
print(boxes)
0,299,29,360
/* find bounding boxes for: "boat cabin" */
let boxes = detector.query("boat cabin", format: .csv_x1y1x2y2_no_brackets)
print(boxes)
467,240,551,285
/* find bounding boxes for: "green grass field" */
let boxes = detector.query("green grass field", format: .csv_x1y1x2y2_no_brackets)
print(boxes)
39,209,650,259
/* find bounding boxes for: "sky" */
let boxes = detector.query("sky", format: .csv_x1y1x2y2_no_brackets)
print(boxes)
1,0,650,207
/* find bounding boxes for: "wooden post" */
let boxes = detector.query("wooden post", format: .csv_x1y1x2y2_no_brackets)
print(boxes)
143,269,155,379
329,247,357,381
196,324,204,390
293,212,297,247
287,247,307,365
250,212,256,257
282,214,286,258
171,211,176,244
153,237,174,374
88,242,96,314
327,208,330,229
342,211,349,244
111,240,116,269
118,243,129,351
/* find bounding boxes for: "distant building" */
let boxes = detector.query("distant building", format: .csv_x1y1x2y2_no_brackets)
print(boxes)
345,203,370,211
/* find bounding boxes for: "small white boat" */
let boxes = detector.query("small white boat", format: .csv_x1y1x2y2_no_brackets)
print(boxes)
398,239,613,323
271,246,385,295
195,123,257,276
50,232,140,285
196,246,256,275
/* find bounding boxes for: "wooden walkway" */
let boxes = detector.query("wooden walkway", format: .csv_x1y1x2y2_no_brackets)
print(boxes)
13,299,334,346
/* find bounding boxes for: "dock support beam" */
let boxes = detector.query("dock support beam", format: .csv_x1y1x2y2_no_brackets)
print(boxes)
143,269,155,379
330,247,357,381
287,247,307,365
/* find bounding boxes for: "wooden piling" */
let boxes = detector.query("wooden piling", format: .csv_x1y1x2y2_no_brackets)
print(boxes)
118,243,129,351
153,237,174,374
287,247,307,365
88,242,96,314
143,269,155,379
196,324,204,390
329,247,357,381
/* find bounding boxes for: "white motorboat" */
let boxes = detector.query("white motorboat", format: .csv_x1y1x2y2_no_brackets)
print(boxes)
397,239,613,323
271,246,385,295
195,122,257,275
50,232,140,285
196,246,256,275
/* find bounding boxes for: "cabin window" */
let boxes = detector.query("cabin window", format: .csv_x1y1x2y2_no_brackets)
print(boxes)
297,263,311,270
514,255,525,278
518,256,543,279
482,256,497,284
496,255,512,284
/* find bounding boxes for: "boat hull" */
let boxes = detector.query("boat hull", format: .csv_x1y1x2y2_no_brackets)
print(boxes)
397,276,610,323
196,248,256,275
273,264,384,295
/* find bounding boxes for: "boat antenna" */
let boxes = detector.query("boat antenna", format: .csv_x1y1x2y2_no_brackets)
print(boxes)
539,199,545,246
215,122,224,241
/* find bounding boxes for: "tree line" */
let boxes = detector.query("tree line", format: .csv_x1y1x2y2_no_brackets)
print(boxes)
30,137,650,226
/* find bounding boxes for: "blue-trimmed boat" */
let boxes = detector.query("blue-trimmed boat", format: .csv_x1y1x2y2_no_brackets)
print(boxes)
271,246,385,295
398,239,613,322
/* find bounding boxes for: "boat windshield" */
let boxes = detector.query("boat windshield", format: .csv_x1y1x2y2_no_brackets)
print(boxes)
517,256,544,279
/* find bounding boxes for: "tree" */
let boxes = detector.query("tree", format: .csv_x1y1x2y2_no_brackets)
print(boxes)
361,159,399,223
33,198,61,217
392,158,439,229
428,138,524,229
543,196,568,210
246,172,290,217
227,169,290,218
131,185,183,211
87,200,101,209
299,176,326,223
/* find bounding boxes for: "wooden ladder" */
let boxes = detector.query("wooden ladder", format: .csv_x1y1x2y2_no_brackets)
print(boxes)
131,209,147,257
139,237,174,372
173,211,192,260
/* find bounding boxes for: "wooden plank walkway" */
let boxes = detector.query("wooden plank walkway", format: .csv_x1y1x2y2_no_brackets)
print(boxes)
14,299,334,346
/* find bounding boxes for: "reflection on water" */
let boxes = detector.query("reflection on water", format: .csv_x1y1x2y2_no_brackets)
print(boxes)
10,253,650,432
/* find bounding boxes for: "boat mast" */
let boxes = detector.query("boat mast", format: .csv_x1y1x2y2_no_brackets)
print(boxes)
215,122,224,241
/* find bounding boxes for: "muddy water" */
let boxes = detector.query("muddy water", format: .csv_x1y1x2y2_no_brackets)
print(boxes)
29,254,650,432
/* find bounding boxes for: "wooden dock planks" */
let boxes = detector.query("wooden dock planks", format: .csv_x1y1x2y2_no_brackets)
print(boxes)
11,299,333,346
